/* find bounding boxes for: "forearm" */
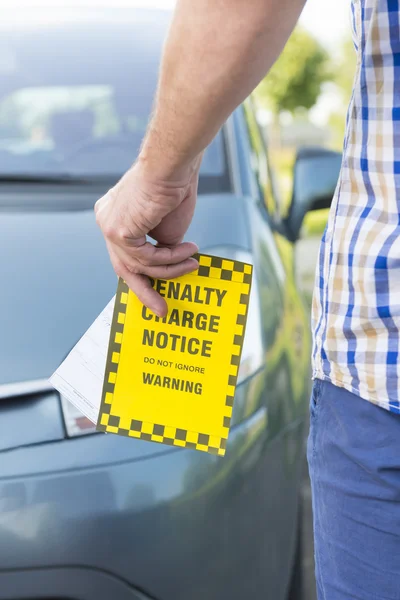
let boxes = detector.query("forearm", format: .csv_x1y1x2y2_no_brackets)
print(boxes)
140,0,306,179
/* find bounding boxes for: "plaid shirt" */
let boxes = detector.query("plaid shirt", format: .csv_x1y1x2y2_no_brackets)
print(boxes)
312,0,400,413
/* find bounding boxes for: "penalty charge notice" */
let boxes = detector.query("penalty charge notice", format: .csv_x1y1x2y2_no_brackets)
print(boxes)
97,253,253,457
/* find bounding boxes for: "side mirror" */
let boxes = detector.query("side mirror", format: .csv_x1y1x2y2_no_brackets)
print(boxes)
284,147,342,242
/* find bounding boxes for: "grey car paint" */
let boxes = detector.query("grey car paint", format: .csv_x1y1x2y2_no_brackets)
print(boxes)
0,193,250,388
0,11,311,600
0,185,309,600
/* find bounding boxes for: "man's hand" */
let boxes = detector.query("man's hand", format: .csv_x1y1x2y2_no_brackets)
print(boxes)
95,158,201,317
96,0,306,314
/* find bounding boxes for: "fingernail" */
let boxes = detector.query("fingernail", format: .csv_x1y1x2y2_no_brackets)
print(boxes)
186,258,198,269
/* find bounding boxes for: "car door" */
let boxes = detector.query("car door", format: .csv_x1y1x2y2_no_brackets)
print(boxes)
233,100,312,599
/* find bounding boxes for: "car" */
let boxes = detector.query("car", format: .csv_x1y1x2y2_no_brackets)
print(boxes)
0,6,340,600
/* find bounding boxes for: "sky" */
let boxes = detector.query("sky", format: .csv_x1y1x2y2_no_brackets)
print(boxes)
301,0,350,48
3,0,352,48
132,0,353,48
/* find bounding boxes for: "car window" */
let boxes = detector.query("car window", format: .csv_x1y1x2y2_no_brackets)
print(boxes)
0,12,231,194
243,99,281,220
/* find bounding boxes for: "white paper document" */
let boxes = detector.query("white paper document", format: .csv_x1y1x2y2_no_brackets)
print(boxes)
50,297,115,424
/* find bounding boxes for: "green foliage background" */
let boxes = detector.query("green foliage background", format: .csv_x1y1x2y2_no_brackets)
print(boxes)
255,27,331,115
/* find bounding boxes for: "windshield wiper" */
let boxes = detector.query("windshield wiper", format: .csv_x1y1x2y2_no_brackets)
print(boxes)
0,173,99,184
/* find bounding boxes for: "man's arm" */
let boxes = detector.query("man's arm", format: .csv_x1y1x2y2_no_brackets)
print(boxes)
143,0,306,177
95,0,306,316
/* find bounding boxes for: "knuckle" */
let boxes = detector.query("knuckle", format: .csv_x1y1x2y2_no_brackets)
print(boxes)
126,261,141,275
94,192,109,216
135,245,155,266
116,227,133,243
102,224,118,240
139,254,153,267
94,195,103,210
167,236,182,247
95,210,103,228
113,261,125,278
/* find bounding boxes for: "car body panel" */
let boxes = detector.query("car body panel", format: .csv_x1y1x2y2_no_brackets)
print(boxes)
0,9,311,600
0,392,64,452
0,137,310,600
0,406,305,600
0,567,152,600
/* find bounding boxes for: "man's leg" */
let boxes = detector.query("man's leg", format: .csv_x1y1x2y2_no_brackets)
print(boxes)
307,379,400,600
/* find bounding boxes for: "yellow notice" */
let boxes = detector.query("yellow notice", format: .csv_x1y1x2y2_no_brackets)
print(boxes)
96,253,253,457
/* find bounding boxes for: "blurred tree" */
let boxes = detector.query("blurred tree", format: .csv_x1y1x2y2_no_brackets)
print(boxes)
255,27,330,116
335,37,357,101
328,36,357,149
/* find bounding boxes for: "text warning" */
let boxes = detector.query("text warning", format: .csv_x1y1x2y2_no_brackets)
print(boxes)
97,253,253,457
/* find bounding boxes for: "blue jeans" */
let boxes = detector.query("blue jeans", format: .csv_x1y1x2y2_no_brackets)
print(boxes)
307,379,400,600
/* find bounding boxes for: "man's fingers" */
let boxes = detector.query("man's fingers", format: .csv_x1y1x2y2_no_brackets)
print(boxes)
123,272,168,317
132,241,198,267
110,250,168,317
137,257,199,279
112,245,199,280
109,247,196,317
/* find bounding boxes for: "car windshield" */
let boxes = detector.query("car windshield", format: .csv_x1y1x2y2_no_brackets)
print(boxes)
0,10,231,192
